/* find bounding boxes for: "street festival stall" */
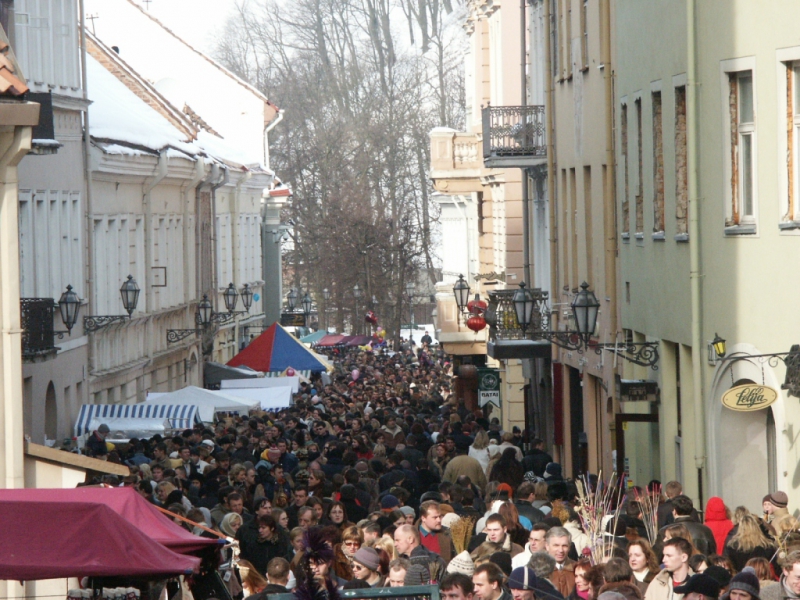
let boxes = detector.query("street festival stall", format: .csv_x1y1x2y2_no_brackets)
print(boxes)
226,322,330,374
145,386,259,423
0,487,227,600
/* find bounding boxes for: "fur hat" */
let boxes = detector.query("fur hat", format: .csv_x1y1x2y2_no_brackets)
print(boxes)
765,491,789,509
442,513,461,529
446,551,474,576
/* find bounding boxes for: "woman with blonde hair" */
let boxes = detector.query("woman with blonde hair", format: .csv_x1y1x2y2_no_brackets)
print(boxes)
469,430,491,473
374,534,398,560
237,559,268,596
723,513,777,571
333,525,363,581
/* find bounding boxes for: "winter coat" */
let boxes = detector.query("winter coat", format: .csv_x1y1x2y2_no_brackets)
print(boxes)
599,581,643,600
442,455,488,490
723,539,777,573
761,578,800,600
550,569,575,598
653,517,716,559
644,569,694,600
633,571,656,596
469,445,491,473
704,497,734,553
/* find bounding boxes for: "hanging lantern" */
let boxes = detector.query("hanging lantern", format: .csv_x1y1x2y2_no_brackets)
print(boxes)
467,314,487,332
467,294,487,315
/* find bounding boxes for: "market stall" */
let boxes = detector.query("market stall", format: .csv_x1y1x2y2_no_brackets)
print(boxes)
145,386,258,423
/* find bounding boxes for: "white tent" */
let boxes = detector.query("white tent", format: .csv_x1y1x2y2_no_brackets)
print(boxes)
88,417,172,444
214,386,293,411
221,376,301,394
146,386,258,422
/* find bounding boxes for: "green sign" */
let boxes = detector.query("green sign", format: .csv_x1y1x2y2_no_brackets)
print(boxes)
478,368,501,407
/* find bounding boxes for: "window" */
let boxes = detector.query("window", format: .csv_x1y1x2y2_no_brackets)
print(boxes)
652,91,665,235
580,0,588,70
674,86,688,237
786,63,800,223
621,102,629,237
550,0,559,78
726,69,756,230
635,97,643,235
565,0,572,78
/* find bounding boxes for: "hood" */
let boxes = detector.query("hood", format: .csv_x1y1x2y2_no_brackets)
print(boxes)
705,496,729,521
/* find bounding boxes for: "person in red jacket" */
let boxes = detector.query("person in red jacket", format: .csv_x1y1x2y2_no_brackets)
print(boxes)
704,496,734,553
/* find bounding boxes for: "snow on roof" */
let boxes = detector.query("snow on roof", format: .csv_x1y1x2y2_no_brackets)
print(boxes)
87,54,198,155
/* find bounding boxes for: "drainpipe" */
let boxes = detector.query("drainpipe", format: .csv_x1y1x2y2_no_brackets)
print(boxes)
79,0,96,375
544,0,558,325
143,152,168,359
602,0,617,336
210,166,229,310
263,110,284,171
687,0,706,504
196,163,219,298
232,170,252,352
521,0,531,286
183,159,206,307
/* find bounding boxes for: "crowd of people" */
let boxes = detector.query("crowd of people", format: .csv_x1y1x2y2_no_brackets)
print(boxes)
83,343,800,600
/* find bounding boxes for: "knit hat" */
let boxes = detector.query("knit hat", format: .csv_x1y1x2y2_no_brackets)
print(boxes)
381,494,400,510
727,567,760,599
598,593,628,600
675,574,721,599
404,565,428,586
399,506,416,518
764,491,789,509
442,513,461,529
353,547,380,572
543,462,562,480
339,484,357,501
704,566,732,590
497,483,514,498
98,424,110,433
446,551,475,576
508,567,538,590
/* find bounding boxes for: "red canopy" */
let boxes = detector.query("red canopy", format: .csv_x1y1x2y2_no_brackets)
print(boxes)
0,487,218,553
316,334,348,347
0,500,200,580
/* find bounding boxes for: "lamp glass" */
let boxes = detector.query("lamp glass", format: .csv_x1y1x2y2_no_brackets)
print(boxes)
322,288,330,301
241,283,253,311
712,333,727,358
287,288,297,310
513,283,535,331
353,284,362,298
571,281,600,339
405,282,415,297
119,275,140,316
197,294,213,326
453,275,470,311
302,293,313,316
223,282,239,312
58,284,81,332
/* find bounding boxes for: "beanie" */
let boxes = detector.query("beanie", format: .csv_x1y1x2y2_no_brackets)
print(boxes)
508,567,538,590
353,547,380,572
490,551,512,576
728,567,760,600
544,462,562,480
446,551,475,576
442,513,461,529
381,494,400,510
704,566,732,590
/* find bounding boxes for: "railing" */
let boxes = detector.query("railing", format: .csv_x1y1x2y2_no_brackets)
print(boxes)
21,298,58,357
482,105,546,160
486,288,551,340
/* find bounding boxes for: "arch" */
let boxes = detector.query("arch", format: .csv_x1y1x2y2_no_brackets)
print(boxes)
707,343,786,509
44,382,57,442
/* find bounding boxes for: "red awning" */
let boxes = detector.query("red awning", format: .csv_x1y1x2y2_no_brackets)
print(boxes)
0,487,218,553
315,334,348,347
0,500,200,580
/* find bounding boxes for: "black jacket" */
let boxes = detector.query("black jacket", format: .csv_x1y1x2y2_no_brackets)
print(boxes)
653,516,717,559
514,500,546,526
522,449,552,477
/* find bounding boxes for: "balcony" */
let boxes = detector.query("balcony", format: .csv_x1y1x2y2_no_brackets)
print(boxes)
485,288,551,360
21,298,59,359
429,129,485,194
482,105,547,169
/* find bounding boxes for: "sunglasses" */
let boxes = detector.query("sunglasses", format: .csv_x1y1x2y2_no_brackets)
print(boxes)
344,541,361,547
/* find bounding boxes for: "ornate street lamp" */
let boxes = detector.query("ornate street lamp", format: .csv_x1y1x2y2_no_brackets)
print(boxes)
287,288,298,311
322,288,331,301
58,284,81,334
512,282,536,334
84,275,141,333
712,333,727,359
353,283,362,299
405,282,415,297
571,281,600,346
197,294,214,326
453,275,470,314
302,292,313,320
223,282,239,312
241,283,253,312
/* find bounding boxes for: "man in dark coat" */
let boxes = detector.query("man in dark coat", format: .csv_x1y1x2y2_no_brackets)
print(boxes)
522,439,553,477
86,424,110,457
653,495,716,559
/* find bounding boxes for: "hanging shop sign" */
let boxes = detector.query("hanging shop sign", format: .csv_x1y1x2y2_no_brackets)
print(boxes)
618,379,659,402
478,367,501,408
721,384,778,412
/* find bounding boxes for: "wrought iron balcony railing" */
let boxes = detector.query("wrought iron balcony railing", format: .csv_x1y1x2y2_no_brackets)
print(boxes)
21,298,59,357
482,105,547,168
486,288,551,340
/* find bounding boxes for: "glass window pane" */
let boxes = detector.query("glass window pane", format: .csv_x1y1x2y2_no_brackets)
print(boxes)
739,72,753,123
742,133,753,216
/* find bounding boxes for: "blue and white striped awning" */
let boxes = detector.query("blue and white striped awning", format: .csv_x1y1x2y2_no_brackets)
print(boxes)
74,403,202,437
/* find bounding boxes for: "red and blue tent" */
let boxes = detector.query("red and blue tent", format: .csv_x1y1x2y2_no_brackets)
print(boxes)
227,322,329,373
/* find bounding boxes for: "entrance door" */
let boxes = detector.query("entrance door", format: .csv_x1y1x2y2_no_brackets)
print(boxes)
616,413,660,488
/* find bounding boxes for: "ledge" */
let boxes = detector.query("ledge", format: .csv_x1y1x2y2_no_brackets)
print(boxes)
635,232,645,240
652,231,665,241
488,338,551,360
724,224,757,236
674,233,689,243
779,221,800,231
25,439,130,476
621,232,630,243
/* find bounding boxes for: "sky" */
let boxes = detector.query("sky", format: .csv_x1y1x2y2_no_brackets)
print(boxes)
128,0,240,50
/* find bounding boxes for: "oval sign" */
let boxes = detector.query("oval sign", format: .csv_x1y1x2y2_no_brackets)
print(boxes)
721,384,778,412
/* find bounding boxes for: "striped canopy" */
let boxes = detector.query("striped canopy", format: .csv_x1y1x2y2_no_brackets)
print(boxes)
74,403,202,437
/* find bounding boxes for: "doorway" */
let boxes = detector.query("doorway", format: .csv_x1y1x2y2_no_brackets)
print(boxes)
616,412,661,488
